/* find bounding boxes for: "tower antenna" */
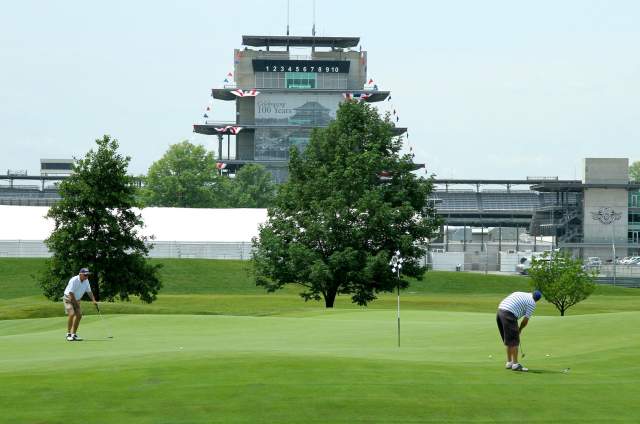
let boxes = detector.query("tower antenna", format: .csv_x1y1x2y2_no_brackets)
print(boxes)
286,0,290,36
312,0,316,36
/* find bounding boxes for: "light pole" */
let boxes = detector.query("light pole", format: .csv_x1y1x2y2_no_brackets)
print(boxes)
389,250,404,347
612,219,616,287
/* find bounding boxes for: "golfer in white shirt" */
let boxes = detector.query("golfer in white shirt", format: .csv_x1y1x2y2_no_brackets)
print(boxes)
63,268,97,341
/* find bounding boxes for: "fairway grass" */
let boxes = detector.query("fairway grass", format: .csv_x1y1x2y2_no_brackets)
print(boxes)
1,310,639,423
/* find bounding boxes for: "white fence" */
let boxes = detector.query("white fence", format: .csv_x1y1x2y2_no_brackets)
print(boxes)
0,240,253,260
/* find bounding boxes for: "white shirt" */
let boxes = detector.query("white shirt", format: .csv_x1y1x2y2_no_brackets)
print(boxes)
498,291,537,319
64,275,92,300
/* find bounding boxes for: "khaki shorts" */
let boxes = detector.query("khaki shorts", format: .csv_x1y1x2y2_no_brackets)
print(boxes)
63,296,81,316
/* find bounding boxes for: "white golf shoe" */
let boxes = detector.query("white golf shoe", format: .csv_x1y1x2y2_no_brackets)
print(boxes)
72,334,83,341
511,363,528,372
505,361,513,369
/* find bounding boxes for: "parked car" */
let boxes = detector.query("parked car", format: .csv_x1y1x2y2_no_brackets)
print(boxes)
586,257,602,267
516,252,551,275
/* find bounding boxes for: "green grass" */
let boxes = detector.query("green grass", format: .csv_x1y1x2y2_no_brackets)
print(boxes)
1,258,639,422
1,311,639,423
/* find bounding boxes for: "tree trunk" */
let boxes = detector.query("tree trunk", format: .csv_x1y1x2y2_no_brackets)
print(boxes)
93,271,100,301
324,291,337,308
560,308,565,316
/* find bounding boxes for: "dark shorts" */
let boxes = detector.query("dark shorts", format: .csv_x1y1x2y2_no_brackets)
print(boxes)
496,309,519,347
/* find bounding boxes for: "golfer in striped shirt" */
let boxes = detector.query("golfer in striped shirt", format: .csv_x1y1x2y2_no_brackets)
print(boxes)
496,290,542,372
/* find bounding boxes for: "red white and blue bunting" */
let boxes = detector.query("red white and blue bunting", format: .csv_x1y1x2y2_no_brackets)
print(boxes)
231,88,260,97
214,126,243,134
342,92,373,101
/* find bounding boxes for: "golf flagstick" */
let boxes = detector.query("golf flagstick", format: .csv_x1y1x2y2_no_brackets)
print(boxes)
95,303,113,339
389,251,404,348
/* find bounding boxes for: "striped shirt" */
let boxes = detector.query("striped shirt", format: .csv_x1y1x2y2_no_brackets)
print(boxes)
498,292,537,319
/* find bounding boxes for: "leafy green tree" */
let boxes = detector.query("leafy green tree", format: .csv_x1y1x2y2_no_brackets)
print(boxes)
39,135,162,303
528,251,596,316
228,164,276,208
142,140,229,207
252,101,441,308
629,161,640,182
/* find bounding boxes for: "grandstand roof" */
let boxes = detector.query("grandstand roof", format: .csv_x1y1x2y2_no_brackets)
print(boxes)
0,206,268,242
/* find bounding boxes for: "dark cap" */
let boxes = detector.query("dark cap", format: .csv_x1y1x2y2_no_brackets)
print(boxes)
533,290,542,301
79,268,91,275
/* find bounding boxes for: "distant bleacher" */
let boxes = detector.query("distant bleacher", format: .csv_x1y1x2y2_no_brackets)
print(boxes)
480,191,540,211
0,186,61,206
431,190,543,212
431,191,478,210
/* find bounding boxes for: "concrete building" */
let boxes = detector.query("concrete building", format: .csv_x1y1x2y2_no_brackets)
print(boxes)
581,158,630,258
40,159,73,177
193,35,402,183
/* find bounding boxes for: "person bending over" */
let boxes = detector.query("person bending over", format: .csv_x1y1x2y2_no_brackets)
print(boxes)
496,290,542,371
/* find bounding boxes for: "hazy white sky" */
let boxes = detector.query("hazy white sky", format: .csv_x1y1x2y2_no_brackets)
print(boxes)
1,0,639,179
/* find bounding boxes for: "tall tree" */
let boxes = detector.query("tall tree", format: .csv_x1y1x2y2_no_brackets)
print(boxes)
39,135,162,303
629,161,640,182
528,251,596,316
142,140,229,208
228,164,276,208
252,101,441,308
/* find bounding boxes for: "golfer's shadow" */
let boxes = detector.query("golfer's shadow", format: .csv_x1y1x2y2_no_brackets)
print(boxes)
527,369,565,374
80,339,112,342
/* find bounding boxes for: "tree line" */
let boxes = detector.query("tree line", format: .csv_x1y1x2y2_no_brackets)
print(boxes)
139,141,275,208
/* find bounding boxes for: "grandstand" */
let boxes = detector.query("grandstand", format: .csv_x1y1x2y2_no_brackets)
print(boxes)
429,179,586,244
0,172,67,206
0,185,61,206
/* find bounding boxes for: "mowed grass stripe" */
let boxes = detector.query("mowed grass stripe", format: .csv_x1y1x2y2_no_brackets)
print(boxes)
1,290,638,320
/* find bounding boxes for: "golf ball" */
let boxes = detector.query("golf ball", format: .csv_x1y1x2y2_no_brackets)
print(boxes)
179,347,184,350
488,355,492,358
546,354,550,357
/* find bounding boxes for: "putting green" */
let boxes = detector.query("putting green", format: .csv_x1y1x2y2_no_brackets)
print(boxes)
1,309,639,423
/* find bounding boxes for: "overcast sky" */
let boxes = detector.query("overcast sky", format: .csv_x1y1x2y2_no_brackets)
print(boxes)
1,0,639,180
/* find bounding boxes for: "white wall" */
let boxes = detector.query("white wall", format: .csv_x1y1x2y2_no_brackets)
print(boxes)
0,205,268,242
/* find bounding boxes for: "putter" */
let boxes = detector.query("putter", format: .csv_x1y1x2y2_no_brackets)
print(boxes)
95,304,114,339
520,342,525,359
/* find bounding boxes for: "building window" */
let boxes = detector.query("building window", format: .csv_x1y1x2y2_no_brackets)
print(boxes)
630,231,640,244
630,193,640,208
286,72,316,89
